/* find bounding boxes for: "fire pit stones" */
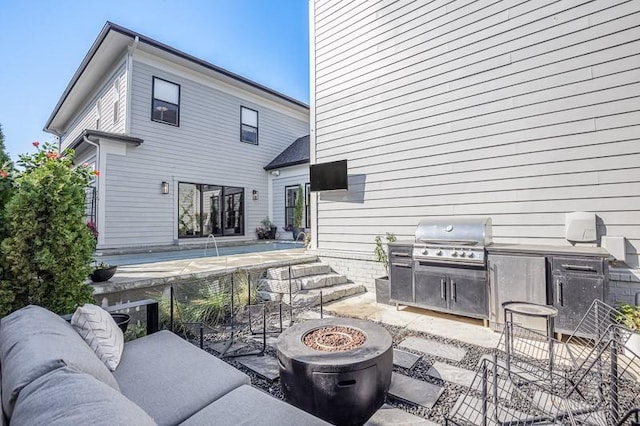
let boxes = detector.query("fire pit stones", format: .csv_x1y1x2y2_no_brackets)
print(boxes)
277,318,393,426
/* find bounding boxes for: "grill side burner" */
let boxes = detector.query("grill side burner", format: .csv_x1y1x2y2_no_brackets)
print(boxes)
389,217,492,320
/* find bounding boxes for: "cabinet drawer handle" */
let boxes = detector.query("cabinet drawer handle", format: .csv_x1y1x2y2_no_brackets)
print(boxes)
390,252,410,257
560,264,596,272
556,279,564,306
440,279,446,300
451,281,457,302
391,263,411,268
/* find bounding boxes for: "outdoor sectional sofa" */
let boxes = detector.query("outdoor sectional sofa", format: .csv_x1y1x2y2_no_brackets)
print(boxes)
0,305,329,425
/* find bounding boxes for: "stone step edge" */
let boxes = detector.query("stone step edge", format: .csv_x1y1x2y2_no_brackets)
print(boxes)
259,273,350,293
266,262,333,279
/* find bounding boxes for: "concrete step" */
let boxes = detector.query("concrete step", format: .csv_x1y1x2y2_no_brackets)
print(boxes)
299,273,348,290
259,282,366,306
258,272,349,294
266,262,332,280
258,278,299,294
292,282,367,306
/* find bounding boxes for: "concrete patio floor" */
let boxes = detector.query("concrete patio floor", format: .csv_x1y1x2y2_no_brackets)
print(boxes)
323,292,502,349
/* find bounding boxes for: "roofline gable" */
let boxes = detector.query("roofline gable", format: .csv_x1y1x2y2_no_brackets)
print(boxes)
45,21,309,135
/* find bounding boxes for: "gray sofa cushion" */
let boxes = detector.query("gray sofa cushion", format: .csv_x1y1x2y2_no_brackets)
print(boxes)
0,305,119,418
179,384,331,426
11,366,156,426
114,330,250,425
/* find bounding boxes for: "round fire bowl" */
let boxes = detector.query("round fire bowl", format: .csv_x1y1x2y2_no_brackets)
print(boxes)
277,318,393,426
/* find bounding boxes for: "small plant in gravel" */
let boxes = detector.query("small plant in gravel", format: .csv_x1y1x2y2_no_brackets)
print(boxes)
0,141,98,315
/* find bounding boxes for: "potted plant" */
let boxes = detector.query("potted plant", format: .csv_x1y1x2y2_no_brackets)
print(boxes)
256,225,266,239
373,232,396,305
616,303,640,356
292,184,304,240
90,262,118,283
260,217,277,239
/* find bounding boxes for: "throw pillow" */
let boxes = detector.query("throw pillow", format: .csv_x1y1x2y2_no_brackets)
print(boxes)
71,304,124,371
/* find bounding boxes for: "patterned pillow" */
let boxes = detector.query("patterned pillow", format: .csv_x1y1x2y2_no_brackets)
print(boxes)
71,304,124,371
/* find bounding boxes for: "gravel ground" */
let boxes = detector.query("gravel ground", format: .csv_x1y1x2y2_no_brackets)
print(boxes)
197,312,640,425
197,311,499,425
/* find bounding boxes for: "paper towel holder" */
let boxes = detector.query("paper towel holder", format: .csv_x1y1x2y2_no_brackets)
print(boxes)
565,212,597,242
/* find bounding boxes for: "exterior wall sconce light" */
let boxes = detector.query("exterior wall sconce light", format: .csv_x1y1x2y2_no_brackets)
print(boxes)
161,181,169,194
252,189,259,200
271,170,280,177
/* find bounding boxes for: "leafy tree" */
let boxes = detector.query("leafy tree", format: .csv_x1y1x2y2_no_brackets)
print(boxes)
0,141,97,315
0,124,10,168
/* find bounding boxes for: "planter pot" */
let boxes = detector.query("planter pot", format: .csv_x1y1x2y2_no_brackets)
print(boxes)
265,226,277,239
624,332,640,357
375,277,392,305
90,266,118,283
110,313,131,333
292,227,305,241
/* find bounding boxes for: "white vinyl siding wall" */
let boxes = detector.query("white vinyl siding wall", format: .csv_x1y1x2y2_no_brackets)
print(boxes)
100,57,308,248
60,62,127,149
312,0,640,267
271,164,309,239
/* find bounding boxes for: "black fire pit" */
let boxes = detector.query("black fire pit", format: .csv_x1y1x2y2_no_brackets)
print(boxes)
277,318,393,426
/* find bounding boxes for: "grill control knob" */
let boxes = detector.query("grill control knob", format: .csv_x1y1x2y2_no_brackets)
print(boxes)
436,250,442,256
459,251,466,257
468,252,475,258
451,251,458,257
422,249,428,255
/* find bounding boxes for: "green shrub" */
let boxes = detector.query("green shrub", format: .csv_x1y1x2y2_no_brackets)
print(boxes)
0,142,97,315
616,303,640,332
294,184,304,228
0,125,14,312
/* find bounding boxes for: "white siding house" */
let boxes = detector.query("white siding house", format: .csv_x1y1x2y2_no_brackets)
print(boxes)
310,1,640,294
45,22,309,249
265,135,311,240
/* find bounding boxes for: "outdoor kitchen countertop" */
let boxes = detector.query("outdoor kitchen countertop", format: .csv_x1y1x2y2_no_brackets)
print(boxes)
486,243,612,258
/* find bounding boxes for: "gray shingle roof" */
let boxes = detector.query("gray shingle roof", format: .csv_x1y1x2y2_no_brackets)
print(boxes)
264,135,310,170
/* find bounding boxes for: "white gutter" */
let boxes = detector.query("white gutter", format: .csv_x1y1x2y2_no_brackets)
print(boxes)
124,36,139,135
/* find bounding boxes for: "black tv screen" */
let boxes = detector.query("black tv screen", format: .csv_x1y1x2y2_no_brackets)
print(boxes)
310,160,348,192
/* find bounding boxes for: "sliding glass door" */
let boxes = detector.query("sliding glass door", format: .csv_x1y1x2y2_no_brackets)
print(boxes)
178,182,244,238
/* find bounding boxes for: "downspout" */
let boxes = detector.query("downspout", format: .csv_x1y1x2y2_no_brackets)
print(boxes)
124,36,139,135
83,135,102,246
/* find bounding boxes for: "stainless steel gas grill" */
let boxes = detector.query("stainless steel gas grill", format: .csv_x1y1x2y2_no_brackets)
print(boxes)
413,217,492,266
389,217,492,320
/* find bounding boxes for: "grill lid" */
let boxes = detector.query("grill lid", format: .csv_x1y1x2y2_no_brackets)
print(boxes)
415,217,492,246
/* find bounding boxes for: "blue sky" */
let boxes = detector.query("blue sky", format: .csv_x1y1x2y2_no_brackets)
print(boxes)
0,0,309,160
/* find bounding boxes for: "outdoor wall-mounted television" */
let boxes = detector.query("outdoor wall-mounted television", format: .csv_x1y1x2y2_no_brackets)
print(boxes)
310,160,348,192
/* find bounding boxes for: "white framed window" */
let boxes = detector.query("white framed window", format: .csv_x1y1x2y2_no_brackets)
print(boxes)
152,77,180,126
240,106,258,144
113,77,120,124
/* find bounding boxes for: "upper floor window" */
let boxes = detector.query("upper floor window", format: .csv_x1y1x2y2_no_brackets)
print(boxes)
152,77,180,126
241,106,258,144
